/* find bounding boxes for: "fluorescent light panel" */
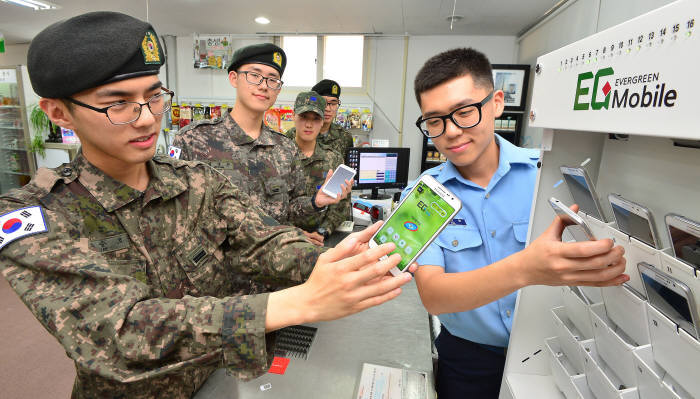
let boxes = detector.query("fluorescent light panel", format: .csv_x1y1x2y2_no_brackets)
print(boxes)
2,0,58,10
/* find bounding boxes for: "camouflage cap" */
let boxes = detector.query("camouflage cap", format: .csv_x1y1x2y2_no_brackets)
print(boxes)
294,91,326,117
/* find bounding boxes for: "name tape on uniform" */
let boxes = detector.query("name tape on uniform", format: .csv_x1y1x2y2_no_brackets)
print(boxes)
0,206,49,250
449,218,466,226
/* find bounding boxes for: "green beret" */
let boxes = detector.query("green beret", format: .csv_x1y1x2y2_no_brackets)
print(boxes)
294,91,326,118
27,12,164,98
227,43,287,75
312,79,341,98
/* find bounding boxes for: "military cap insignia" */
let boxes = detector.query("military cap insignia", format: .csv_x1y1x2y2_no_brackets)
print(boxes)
273,52,283,68
332,84,339,95
0,206,49,251
141,30,161,65
168,145,181,159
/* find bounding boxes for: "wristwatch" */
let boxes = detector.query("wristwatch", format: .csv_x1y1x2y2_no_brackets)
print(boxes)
316,227,330,240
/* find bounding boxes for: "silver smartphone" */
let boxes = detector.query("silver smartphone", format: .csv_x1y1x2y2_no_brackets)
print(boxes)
560,166,606,222
549,197,596,242
666,214,700,270
321,164,356,197
369,175,461,276
638,261,700,339
608,194,660,249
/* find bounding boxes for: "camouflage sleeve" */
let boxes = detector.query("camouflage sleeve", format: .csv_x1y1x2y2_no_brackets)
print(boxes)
286,147,321,225
319,151,351,234
170,127,194,161
209,166,320,283
0,198,272,383
342,129,354,157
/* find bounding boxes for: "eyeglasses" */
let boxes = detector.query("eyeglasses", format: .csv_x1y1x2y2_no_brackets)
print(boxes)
415,91,494,138
67,88,174,125
238,71,283,90
325,100,341,109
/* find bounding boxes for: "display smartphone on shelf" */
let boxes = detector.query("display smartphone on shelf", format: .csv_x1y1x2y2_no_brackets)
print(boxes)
666,214,700,270
321,164,356,198
638,262,700,339
549,197,596,242
560,166,606,222
369,175,461,277
608,194,660,249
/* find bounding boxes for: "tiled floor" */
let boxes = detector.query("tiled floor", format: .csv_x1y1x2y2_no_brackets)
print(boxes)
1,276,74,398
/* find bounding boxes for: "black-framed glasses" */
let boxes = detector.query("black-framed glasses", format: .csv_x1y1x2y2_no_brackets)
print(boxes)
325,99,341,109
67,88,174,125
238,70,284,90
415,91,494,138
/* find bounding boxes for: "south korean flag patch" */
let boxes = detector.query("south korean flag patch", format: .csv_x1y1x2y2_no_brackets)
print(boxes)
0,206,49,251
168,145,181,159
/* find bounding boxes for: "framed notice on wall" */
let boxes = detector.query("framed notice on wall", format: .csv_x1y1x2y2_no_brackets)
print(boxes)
193,35,233,69
492,64,530,111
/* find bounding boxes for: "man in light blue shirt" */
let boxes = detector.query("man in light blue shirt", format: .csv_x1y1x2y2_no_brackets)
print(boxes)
405,48,629,398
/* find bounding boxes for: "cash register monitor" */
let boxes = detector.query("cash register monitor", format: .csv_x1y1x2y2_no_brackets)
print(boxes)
346,147,410,199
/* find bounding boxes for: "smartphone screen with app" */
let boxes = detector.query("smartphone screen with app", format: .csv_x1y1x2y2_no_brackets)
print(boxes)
372,179,457,272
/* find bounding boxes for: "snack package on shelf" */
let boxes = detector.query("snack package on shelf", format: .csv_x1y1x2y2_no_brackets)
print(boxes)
210,104,221,120
335,107,348,128
192,104,205,122
179,103,192,128
279,107,295,133
348,109,362,129
171,103,180,127
361,108,373,131
264,108,281,131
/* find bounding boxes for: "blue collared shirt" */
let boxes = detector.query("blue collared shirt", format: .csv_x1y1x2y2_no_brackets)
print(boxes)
402,135,540,347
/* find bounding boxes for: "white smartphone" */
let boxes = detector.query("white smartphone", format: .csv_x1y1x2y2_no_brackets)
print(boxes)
369,175,461,276
639,261,700,339
608,194,660,249
666,213,700,270
560,166,606,222
321,164,356,197
549,197,597,242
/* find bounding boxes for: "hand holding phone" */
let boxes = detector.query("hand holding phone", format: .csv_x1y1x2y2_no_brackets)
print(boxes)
369,175,461,276
549,197,596,242
321,164,356,198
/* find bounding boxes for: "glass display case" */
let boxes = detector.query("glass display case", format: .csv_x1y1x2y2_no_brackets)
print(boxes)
0,66,36,194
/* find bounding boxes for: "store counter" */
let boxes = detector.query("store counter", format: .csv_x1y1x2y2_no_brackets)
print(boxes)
194,229,436,399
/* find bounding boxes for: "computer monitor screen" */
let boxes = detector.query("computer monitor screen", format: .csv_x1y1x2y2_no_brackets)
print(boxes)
346,147,410,192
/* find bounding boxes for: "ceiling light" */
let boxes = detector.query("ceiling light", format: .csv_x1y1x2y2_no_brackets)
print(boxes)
2,0,59,10
255,16,270,25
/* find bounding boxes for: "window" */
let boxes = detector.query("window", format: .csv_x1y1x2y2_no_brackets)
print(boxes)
323,36,364,87
281,36,317,87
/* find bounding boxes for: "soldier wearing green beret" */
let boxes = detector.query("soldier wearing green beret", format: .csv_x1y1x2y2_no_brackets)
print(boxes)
0,12,415,399
171,44,349,246
286,79,355,159
291,91,352,245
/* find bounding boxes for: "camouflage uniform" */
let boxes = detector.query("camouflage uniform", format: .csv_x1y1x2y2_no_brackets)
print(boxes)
172,111,320,227
0,153,321,398
286,122,354,161
296,143,351,234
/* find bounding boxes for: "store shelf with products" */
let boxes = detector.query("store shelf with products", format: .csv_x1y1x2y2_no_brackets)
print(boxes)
0,65,36,195
500,2,700,398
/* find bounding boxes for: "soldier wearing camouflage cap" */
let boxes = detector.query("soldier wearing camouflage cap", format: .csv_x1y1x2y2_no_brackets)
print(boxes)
172,45,349,246
291,92,352,245
0,12,415,399
286,79,354,159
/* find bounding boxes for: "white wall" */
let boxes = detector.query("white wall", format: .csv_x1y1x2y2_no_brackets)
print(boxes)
0,44,29,66
517,0,677,148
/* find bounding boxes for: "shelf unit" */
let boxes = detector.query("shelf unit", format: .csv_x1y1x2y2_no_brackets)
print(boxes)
500,1,700,398
419,111,523,172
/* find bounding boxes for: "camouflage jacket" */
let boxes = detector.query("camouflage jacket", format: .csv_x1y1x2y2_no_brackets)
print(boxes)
172,111,320,227
0,153,320,399
296,143,351,234
285,122,354,161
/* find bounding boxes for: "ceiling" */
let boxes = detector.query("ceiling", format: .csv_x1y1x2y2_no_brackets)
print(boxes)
0,0,560,45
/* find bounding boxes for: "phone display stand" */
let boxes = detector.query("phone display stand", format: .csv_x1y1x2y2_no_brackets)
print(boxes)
589,303,640,389
633,345,690,399
581,340,639,399
546,336,596,399
561,286,598,341
601,284,650,347
551,306,591,374
646,302,700,397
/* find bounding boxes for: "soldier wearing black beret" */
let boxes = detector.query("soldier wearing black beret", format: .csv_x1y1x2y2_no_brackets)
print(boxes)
3,10,416,399
173,43,352,247
286,79,354,160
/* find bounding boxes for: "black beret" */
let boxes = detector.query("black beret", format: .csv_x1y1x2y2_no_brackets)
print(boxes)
27,11,165,98
227,43,286,75
312,79,341,98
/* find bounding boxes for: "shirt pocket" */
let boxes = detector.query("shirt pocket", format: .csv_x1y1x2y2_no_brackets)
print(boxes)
262,176,289,201
173,233,227,296
434,225,483,252
512,220,529,244
107,259,148,285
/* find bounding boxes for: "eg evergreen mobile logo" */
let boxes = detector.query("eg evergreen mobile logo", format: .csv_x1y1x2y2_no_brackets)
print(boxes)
573,67,678,111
